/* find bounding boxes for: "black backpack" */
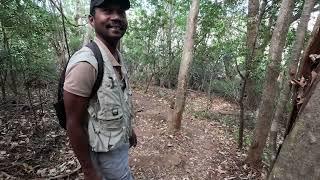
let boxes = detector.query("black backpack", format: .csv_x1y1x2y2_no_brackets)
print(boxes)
53,41,104,129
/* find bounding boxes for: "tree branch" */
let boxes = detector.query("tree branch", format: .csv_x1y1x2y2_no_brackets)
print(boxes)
48,0,86,27
235,60,245,80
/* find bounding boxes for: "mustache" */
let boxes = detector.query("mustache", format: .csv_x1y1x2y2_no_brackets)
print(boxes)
105,21,126,29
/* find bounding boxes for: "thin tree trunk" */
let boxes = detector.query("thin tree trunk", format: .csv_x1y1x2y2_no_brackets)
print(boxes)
246,0,295,167
1,75,6,101
289,0,316,77
74,0,81,28
145,57,155,93
206,73,214,110
238,74,247,149
238,0,260,149
170,0,200,131
22,68,37,119
38,88,43,116
59,0,70,60
49,0,68,70
0,22,7,101
1,18,18,96
269,73,289,169
289,14,320,111
245,0,267,110
166,0,174,89
144,37,153,93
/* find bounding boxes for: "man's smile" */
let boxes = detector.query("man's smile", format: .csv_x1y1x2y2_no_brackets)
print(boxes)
106,24,126,31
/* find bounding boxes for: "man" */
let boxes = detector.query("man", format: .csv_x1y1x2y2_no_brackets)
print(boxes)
63,0,136,179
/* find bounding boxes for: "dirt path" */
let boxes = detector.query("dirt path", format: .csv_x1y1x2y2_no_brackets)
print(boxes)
130,86,260,180
0,86,260,180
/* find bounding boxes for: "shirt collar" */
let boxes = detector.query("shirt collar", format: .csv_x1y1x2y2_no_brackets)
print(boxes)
94,37,122,67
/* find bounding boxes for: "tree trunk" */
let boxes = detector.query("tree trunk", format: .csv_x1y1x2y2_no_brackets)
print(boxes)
9,64,18,95
166,1,174,90
238,0,260,149
223,55,235,80
290,0,316,77
244,0,267,110
170,0,200,131
0,21,7,101
74,0,81,27
238,72,247,149
60,0,70,59
145,54,155,93
0,74,6,101
269,72,289,169
269,13,320,179
246,0,294,167
269,0,316,168
268,78,320,180
1,18,17,96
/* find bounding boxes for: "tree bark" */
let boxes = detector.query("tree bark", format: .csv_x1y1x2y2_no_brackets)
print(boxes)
1,17,18,96
238,0,260,149
268,77,320,180
0,74,6,101
244,0,267,110
246,0,295,167
290,0,316,77
170,0,200,131
269,72,289,169
0,21,7,101
269,0,316,168
269,12,320,179
59,0,70,59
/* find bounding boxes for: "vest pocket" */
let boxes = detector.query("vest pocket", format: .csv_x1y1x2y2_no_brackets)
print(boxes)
103,73,116,89
100,106,124,131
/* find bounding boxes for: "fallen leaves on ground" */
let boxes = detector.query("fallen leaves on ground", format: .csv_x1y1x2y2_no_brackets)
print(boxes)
0,86,261,179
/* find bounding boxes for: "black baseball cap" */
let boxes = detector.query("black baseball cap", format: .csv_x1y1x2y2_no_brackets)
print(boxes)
90,0,130,14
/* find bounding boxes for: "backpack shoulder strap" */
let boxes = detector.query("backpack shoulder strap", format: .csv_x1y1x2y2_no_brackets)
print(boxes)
86,41,104,98
57,60,69,101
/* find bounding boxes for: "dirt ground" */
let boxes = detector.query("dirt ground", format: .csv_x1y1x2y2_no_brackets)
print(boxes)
0,86,262,180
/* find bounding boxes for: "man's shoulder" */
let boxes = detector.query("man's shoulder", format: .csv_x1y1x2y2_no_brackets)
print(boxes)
67,46,98,71
70,46,95,62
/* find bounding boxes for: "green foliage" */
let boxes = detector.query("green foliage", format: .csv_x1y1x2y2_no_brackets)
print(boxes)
210,79,239,101
122,0,248,96
0,0,312,106
0,0,64,97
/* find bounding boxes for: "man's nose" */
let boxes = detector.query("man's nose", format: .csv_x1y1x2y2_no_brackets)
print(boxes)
110,12,122,20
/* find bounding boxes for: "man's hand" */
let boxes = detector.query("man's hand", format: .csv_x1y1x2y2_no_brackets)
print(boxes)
129,129,137,148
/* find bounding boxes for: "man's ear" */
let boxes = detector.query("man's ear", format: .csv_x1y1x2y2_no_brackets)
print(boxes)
88,15,94,27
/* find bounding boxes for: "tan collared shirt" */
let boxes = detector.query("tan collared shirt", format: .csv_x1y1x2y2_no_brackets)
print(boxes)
64,38,123,97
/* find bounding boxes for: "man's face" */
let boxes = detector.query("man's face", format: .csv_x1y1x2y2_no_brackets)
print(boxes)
90,5,128,42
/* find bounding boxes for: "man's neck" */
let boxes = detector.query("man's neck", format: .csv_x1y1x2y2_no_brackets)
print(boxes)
96,36,118,55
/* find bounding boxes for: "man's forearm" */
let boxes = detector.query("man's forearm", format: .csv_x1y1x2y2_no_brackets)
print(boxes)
67,120,95,172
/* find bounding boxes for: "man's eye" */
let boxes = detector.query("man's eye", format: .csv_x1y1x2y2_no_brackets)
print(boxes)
103,9,112,14
114,9,125,17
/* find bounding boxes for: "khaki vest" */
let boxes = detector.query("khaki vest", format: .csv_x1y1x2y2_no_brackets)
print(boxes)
67,41,133,152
